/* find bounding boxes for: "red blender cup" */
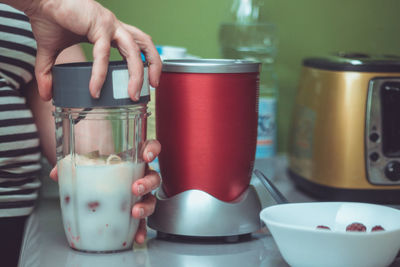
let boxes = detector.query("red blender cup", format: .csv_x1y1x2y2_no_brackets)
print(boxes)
156,59,260,201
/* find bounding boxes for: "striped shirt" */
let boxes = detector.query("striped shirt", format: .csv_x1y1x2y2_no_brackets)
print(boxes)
0,4,41,217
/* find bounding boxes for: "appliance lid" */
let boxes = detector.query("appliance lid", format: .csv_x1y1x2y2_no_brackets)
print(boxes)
161,59,261,73
303,52,400,72
52,61,150,108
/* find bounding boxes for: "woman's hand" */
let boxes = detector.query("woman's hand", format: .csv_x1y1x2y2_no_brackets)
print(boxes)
130,140,161,244
50,139,162,244
11,0,161,101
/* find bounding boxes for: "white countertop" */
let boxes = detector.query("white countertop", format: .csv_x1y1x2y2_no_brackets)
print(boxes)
18,157,400,267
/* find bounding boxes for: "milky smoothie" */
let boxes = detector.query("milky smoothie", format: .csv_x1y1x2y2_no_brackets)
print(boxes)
57,153,145,252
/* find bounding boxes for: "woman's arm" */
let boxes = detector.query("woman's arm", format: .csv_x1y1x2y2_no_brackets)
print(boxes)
23,44,86,165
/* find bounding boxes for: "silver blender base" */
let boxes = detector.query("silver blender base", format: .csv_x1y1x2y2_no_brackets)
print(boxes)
148,185,262,239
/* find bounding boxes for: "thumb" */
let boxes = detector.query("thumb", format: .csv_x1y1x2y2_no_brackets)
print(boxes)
35,48,57,101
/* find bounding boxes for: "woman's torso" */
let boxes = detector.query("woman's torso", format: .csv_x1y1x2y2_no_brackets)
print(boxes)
0,4,41,217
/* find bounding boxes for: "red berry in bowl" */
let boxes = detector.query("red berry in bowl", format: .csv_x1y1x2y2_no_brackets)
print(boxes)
316,225,331,230
371,225,385,232
346,222,366,232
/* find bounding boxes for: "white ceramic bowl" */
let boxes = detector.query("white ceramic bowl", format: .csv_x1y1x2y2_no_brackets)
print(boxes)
260,202,400,267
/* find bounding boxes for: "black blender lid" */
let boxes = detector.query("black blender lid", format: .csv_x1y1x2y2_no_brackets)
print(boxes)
303,52,400,72
52,61,150,108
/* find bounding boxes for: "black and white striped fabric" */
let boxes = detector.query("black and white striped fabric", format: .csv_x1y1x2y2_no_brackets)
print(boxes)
0,4,41,217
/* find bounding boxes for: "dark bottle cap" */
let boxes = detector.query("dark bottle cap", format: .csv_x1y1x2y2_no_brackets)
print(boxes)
52,61,150,108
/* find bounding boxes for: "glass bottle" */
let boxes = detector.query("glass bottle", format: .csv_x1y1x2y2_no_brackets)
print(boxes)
219,0,278,160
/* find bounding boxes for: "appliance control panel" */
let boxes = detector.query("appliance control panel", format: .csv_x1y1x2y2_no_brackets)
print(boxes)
366,78,400,184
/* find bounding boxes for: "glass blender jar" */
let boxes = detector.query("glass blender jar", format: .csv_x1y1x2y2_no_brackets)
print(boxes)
52,61,149,252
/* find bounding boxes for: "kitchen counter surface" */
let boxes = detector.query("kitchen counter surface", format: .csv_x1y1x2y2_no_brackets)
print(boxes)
18,157,400,267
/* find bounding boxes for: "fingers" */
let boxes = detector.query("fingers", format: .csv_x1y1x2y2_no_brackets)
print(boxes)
132,193,157,219
132,169,160,196
147,53,162,89
49,166,58,181
131,139,161,244
113,26,143,101
134,219,147,244
90,38,111,98
35,47,57,101
126,51,144,101
122,23,162,88
142,139,161,162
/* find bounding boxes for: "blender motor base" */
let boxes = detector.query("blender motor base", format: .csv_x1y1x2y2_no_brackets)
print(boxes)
148,186,262,238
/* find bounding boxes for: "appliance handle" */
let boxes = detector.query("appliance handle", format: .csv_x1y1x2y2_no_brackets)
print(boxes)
254,169,289,204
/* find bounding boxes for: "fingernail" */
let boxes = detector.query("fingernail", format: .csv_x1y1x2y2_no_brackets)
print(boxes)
95,90,100,99
147,152,154,161
139,208,144,217
137,184,144,195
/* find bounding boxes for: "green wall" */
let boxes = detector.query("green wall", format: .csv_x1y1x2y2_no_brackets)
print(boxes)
83,0,400,153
